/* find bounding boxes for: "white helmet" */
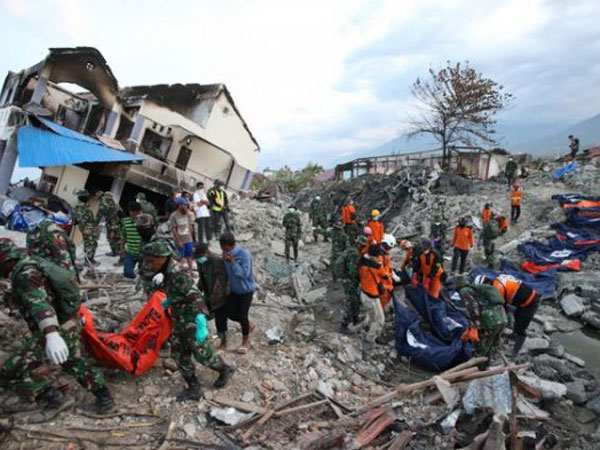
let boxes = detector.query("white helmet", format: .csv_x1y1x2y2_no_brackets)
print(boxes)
474,274,488,285
381,234,397,249
315,196,321,201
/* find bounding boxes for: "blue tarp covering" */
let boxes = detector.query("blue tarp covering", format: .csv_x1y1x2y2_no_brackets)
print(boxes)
518,240,593,264
552,223,600,246
566,208,600,228
17,125,146,168
470,260,557,300
394,293,473,372
553,164,579,180
552,193,600,206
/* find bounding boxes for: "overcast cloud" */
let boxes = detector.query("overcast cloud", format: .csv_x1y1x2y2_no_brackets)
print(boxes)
1,0,600,177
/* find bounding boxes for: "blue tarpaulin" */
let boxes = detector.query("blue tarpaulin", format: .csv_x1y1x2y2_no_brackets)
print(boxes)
470,260,557,300
552,193,600,206
394,293,473,372
566,208,600,228
552,223,600,246
518,239,593,264
553,164,579,180
17,125,146,168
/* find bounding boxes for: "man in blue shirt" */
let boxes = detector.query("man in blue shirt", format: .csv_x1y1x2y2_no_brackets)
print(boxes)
220,231,256,354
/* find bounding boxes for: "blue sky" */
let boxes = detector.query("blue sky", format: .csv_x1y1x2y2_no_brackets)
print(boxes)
2,0,600,178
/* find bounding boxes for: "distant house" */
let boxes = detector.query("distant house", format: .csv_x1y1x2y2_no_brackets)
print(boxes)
0,47,259,208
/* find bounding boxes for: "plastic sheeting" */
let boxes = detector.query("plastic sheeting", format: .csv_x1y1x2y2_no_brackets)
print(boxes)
552,223,600,247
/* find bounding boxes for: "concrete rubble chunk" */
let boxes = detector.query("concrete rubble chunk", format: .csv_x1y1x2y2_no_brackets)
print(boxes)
433,376,460,409
560,294,585,317
566,380,588,405
586,395,600,415
518,375,567,400
522,337,550,353
581,312,600,330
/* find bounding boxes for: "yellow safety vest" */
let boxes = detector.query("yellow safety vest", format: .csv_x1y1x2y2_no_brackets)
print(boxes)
212,189,225,212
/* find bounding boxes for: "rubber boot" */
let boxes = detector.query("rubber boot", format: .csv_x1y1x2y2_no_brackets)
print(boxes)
213,361,234,389
27,388,75,423
93,386,116,414
512,334,526,357
176,375,202,401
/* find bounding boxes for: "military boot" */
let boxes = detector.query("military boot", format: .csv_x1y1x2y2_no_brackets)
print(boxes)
512,334,526,358
88,386,116,414
176,375,202,401
27,387,75,423
213,363,234,389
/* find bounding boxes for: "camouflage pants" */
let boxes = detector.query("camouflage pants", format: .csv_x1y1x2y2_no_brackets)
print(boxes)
171,322,220,380
483,240,495,269
0,323,106,397
474,324,504,361
106,226,122,254
285,236,299,260
344,223,360,245
82,230,99,260
342,279,361,324
313,218,329,242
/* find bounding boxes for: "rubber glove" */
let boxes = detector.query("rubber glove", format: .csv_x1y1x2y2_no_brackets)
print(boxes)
161,298,169,311
410,272,418,288
152,273,165,286
423,277,431,291
45,332,69,365
195,314,209,343
392,270,401,284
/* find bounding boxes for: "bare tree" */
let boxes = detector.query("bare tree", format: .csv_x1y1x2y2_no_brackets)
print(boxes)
407,61,513,167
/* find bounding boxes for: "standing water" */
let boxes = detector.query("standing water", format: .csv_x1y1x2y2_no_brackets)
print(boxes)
553,327,600,380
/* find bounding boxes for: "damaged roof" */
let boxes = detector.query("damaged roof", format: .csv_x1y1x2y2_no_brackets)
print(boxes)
120,83,260,150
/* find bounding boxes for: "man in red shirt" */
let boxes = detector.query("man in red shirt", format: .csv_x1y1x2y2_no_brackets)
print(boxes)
451,217,474,274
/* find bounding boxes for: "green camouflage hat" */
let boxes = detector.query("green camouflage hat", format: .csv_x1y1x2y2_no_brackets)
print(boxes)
0,238,22,264
76,189,90,197
142,239,173,257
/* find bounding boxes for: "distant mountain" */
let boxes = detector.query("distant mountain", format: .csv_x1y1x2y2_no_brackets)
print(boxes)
515,113,600,157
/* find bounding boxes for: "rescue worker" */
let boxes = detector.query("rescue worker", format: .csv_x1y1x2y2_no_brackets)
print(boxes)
413,239,444,298
0,238,115,416
379,234,399,311
309,196,329,242
456,275,506,366
207,180,230,236
568,134,580,160
475,274,540,357
505,157,518,188
511,183,522,224
143,240,233,400
360,226,374,257
451,217,474,274
136,193,159,226
97,192,123,257
367,209,385,244
130,202,156,244
196,243,230,349
341,199,359,244
496,211,509,235
430,214,447,259
27,219,77,275
74,189,99,265
481,215,499,269
481,203,493,224
399,239,414,273
359,243,387,343
282,204,302,262
330,222,349,281
335,235,367,333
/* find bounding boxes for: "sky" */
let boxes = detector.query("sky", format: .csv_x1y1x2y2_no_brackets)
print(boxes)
2,0,600,179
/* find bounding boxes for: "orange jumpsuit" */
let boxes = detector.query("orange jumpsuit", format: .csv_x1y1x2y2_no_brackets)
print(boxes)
482,207,492,223
341,204,357,225
367,220,385,243
379,253,394,310
418,251,444,298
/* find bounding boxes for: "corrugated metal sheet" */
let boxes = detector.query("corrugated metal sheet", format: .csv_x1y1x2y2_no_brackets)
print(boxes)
17,125,146,168
37,117,100,144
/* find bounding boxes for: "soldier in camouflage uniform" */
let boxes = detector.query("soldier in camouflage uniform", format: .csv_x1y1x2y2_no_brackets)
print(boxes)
0,239,114,417
335,235,366,333
481,215,499,269
330,223,349,281
430,214,448,260
456,275,507,367
27,218,77,275
310,196,329,242
74,189,99,265
282,205,302,262
136,192,159,226
97,192,123,257
142,240,233,400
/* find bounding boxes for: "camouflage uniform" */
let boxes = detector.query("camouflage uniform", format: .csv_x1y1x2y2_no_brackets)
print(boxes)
0,249,106,398
458,282,507,362
430,215,448,260
26,219,77,274
338,245,361,326
98,194,122,255
310,199,329,242
136,193,159,226
74,193,99,261
330,224,349,281
282,210,302,261
482,220,499,269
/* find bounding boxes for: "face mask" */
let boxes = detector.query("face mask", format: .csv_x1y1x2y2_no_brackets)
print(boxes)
288,208,296,213
197,256,208,264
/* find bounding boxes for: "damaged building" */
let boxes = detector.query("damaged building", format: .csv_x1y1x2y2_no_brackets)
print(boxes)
0,47,260,207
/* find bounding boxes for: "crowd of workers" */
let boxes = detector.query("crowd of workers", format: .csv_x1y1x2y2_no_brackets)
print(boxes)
0,179,257,419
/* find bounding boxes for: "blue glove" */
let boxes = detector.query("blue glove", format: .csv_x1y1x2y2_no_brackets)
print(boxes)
161,298,169,311
195,314,209,343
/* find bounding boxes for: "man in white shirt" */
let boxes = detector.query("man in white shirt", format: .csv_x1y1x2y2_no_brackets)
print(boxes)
193,181,212,243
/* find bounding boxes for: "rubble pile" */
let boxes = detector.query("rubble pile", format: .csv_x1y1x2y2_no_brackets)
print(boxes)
2,165,600,448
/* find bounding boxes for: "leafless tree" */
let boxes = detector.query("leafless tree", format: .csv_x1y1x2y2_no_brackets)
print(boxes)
407,61,513,167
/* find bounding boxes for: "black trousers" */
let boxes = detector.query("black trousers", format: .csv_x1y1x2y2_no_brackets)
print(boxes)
214,303,229,335
514,296,540,336
511,205,521,222
221,291,254,336
212,211,231,237
451,248,468,273
195,217,212,243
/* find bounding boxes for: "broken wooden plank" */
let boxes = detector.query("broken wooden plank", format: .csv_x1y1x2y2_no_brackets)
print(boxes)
241,409,274,442
274,399,328,418
212,396,266,415
298,428,346,450
441,357,488,375
352,410,395,449
388,430,412,450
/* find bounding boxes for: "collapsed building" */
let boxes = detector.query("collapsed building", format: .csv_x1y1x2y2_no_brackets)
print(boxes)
0,47,260,207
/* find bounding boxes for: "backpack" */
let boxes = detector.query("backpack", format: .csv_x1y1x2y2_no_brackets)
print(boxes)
471,284,506,328
482,221,499,241
33,256,81,320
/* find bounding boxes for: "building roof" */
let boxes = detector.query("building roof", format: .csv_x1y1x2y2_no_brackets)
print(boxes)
120,83,260,150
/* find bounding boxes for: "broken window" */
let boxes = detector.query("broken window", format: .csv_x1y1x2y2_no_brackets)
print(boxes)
175,146,192,171
83,104,106,136
39,174,58,194
115,115,134,142
56,105,83,131
140,128,172,161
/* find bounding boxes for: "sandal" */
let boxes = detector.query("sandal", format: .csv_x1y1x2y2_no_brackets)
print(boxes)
237,345,248,355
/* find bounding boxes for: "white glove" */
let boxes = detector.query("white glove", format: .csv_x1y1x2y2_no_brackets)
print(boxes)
45,332,69,365
152,273,165,286
392,271,401,283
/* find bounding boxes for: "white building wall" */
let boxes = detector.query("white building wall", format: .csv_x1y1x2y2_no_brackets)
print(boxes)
43,165,90,206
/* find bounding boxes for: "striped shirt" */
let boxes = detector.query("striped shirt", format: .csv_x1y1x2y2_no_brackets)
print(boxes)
121,217,142,255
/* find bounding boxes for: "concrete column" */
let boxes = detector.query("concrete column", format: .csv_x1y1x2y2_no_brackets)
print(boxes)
0,133,18,195
30,76,49,105
130,115,145,143
104,109,119,138
110,177,126,204
0,140,6,164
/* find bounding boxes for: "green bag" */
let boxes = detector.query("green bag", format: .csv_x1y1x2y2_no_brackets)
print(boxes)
33,256,82,320
482,221,499,241
472,284,506,328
